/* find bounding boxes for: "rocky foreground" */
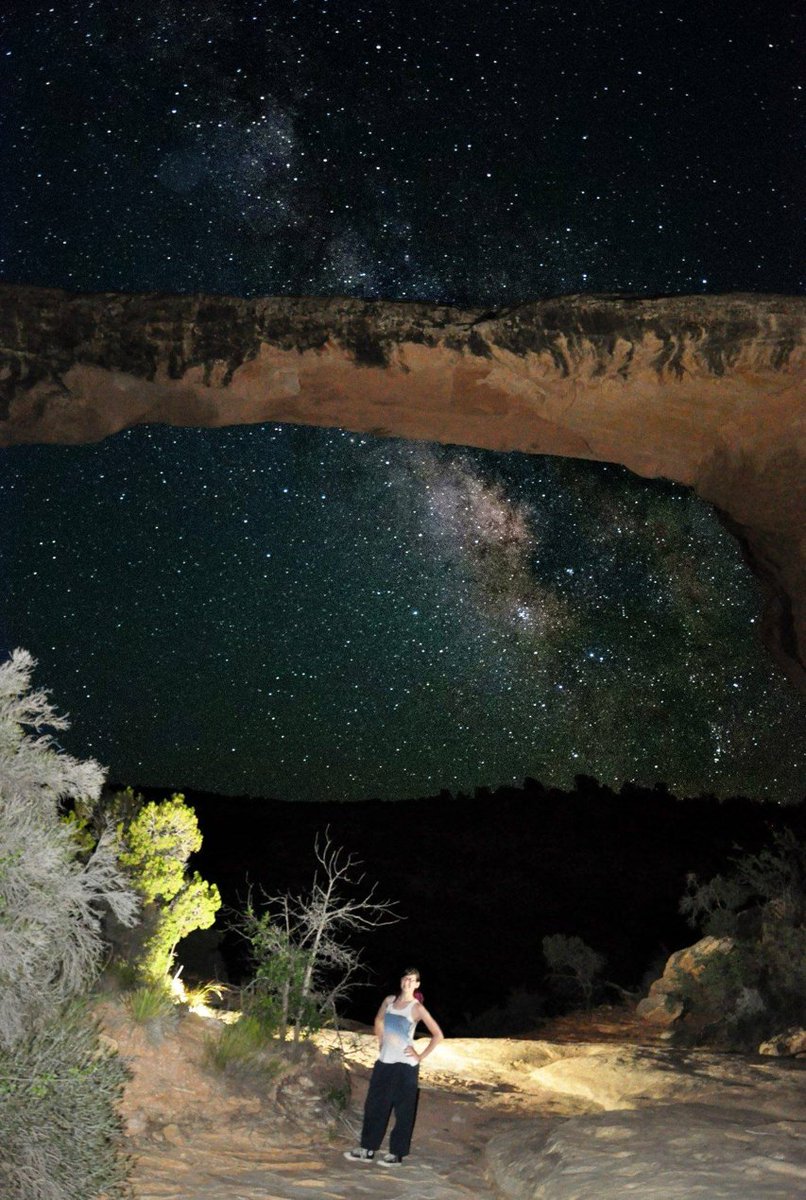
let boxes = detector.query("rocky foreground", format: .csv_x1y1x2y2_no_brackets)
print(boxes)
101,1000,806,1200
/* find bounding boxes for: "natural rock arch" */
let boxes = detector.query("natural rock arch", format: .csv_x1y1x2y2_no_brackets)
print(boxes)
1,284,804,691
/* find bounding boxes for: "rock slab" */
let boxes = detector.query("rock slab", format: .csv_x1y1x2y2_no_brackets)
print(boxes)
487,1105,806,1200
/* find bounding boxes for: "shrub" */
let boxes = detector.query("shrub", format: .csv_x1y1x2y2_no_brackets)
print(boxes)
124,982,176,1026
0,1002,131,1200
238,831,397,1046
676,828,806,1047
680,827,806,936
542,933,605,1009
0,649,137,1199
181,980,229,1010
0,651,138,1045
202,1014,281,1075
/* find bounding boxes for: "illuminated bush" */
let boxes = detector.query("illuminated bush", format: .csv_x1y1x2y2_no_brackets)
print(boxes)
100,789,221,984
0,649,137,1199
202,1014,281,1075
240,832,397,1046
124,982,177,1033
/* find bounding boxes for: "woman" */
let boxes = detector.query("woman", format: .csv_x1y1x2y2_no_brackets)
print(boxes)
344,967,444,1167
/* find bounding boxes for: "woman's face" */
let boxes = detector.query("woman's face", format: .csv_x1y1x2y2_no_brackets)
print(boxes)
401,972,420,992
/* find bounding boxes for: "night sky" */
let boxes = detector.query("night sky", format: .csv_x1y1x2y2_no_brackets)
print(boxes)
0,2,803,804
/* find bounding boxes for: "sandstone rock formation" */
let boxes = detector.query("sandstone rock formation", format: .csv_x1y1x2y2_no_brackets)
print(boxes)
100,1002,806,1200
636,935,734,1028
331,1026,806,1200
0,284,803,690
483,1034,806,1200
487,1102,806,1200
759,1027,806,1057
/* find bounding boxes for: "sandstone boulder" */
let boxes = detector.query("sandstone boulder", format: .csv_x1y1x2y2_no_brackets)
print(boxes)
636,936,734,1027
759,1027,806,1057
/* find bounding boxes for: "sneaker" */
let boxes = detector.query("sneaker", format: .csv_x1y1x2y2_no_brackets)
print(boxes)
343,1147,374,1162
378,1153,403,1167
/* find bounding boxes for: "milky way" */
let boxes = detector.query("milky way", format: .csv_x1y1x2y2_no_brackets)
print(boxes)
413,453,571,641
0,1,802,803
0,2,801,299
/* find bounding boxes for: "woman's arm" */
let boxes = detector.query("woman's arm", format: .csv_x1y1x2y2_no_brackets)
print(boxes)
406,1004,444,1063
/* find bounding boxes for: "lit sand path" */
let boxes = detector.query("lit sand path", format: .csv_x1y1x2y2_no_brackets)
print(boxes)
109,1008,503,1200
127,1092,501,1200
129,1136,494,1200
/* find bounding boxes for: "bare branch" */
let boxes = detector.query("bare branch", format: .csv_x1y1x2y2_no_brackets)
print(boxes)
237,828,401,1043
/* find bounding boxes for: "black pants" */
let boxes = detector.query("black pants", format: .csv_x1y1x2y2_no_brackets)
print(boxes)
361,1060,420,1158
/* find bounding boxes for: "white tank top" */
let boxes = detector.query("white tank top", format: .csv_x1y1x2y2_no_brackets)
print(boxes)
378,998,418,1066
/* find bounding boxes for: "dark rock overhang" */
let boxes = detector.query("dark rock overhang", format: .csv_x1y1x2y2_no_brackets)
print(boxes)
1,284,804,692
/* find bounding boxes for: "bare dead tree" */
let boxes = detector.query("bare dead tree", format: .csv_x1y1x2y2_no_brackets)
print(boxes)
241,829,400,1046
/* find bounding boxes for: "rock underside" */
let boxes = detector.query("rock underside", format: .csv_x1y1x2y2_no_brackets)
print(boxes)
0,284,803,691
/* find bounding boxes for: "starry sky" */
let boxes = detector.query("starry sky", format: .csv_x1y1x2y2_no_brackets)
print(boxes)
1,0,802,298
0,1,803,803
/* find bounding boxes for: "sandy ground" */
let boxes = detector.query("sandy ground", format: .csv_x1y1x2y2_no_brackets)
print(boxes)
101,1003,806,1200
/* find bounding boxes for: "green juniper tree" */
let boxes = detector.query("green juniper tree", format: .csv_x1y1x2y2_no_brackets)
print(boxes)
112,790,221,985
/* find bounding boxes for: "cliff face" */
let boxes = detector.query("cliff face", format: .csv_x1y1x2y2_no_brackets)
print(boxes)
0,285,803,691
